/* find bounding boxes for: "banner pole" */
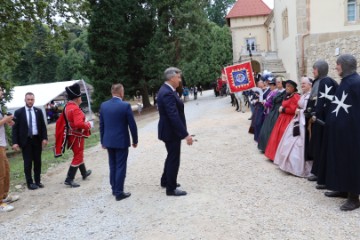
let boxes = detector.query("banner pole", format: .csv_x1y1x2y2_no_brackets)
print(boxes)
81,79,93,121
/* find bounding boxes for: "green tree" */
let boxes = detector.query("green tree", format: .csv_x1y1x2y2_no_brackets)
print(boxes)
56,48,84,81
207,0,236,26
186,23,232,86
144,1,232,88
0,0,89,89
12,24,61,85
88,0,154,110
88,0,233,110
56,28,91,81
143,0,210,88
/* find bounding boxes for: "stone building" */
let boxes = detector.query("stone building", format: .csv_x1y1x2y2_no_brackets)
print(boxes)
227,0,360,81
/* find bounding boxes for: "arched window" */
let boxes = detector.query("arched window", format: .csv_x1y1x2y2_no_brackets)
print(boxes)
347,0,357,21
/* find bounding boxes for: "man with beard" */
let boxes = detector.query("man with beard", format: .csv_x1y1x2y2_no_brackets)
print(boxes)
12,92,48,190
324,54,360,211
305,60,338,190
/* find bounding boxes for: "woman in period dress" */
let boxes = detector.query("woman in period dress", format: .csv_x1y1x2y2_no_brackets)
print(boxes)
254,81,271,141
265,80,300,161
257,77,286,152
263,79,278,118
274,77,313,177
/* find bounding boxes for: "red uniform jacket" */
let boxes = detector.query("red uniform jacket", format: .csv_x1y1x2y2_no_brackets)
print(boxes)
54,102,91,157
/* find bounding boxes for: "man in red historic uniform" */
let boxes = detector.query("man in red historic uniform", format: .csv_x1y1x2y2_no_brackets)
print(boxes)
62,83,92,187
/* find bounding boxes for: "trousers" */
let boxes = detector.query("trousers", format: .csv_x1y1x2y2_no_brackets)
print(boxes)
0,147,10,200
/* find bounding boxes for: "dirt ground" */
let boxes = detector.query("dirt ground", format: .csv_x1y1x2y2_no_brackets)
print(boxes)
1,90,359,240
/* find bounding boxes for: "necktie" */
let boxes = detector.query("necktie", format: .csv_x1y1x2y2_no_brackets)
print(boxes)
28,108,33,137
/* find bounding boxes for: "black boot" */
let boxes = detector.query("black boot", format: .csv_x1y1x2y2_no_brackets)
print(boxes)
340,192,360,211
64,166,80,188
79,163,92,180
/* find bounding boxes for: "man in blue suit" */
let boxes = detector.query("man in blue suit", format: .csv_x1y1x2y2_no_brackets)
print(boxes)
100,84,138,201
157,67,193,196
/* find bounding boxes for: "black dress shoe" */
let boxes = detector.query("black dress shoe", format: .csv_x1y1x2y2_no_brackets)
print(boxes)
27,183,39,190
161,183,181,188
166,189,187,196
36,183,45,188
307,175,317,181
315,184,326,190
325,191,348,198
116,192,131,201
340,199,360,211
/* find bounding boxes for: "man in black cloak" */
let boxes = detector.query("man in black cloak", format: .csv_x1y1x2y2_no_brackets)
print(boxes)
324,54,360,211
305,60,338,190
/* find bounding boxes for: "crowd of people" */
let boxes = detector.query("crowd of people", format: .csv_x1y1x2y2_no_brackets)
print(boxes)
235,54,360,211
1,83,95,212
1,54,360,213
1,67,194,212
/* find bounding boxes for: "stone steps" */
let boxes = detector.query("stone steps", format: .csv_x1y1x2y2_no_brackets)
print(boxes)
263,52,286,73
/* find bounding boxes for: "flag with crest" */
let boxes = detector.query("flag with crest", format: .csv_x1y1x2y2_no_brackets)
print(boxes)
224,61,255,92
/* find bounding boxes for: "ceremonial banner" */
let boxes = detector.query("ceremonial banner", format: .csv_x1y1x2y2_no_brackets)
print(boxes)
224,62,255,93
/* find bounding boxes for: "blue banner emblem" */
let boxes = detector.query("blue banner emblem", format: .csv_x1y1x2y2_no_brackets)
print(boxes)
232,70,249,86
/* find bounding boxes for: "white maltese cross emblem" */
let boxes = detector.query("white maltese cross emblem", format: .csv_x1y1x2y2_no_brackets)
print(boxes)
332,91,352,117
319,85,334,101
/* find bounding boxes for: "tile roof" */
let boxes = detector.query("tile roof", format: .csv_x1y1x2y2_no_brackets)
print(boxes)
226,0,272,18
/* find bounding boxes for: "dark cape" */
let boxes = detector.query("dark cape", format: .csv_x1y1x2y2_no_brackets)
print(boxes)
325,72,360,194
257,90,286,152
305,77,338,184
248,90,259,134
254,88,271,141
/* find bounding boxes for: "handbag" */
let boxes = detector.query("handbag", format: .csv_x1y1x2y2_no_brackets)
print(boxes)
293,120,300,137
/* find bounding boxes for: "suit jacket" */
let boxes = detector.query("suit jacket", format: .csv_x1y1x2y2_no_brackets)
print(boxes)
157,83,188,142
100,97,138,149
12,106,48,148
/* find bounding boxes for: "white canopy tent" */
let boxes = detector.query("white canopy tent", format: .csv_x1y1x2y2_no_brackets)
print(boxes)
6,80,93,124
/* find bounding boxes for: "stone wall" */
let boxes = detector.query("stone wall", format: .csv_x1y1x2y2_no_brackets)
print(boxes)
305,31,360,81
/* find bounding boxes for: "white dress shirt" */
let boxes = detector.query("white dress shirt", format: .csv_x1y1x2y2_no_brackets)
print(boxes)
165,82,176,92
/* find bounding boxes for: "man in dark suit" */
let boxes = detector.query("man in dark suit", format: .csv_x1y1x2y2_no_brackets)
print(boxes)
12,92,48,190
100,84,138,201
157,67,193,196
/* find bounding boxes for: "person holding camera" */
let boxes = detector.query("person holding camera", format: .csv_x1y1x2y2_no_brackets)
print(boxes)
0,87,19,212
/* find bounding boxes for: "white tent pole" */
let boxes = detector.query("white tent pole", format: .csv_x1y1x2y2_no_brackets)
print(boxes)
81,79,93,121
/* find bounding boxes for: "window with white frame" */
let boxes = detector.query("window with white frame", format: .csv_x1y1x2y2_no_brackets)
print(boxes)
246,38,256,52
347,0,357,21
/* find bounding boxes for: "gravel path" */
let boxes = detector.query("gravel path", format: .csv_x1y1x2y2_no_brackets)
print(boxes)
1,90,359,240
